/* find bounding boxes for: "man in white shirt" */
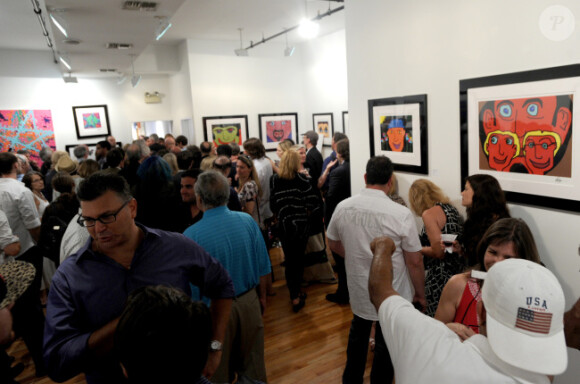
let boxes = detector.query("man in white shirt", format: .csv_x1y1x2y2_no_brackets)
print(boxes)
326,155,425,384
369,236,567,384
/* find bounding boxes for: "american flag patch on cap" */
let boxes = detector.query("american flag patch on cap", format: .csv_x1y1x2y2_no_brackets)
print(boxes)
515,307,552,334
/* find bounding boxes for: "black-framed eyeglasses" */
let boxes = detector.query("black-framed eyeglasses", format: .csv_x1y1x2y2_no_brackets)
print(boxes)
77,200,131,228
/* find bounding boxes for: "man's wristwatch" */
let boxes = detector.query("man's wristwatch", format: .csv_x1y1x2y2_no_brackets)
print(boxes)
210,340,223,352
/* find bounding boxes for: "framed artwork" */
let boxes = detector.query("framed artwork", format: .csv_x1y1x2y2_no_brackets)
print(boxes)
368,94,428,174
65,141,123,161
72,105,111,139
202,115,248,147
312,113,334,146
340,111,348,133
0,109,56,167
258,113,298,151
460,64,580,212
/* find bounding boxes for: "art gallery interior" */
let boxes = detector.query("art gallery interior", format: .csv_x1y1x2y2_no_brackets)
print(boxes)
0,0,580,382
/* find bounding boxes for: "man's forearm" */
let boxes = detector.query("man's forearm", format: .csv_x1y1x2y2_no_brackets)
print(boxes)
405,252,426,301
369,237,398,311
210,298,232,343
87,317,120,359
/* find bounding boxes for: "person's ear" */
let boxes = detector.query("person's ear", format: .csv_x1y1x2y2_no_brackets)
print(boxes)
482,109,496,134
555,107,572,138
364,173,367,184
128,198,138,219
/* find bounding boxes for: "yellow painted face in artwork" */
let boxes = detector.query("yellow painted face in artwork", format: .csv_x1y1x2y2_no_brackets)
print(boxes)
317,122,329,137
213,124,239,145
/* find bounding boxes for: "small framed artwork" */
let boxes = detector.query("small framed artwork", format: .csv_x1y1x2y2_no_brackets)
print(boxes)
340,111,348,134
258,113,299,151
460,64,580,212
203,115,249,147
368,94,428,174
72,105,111,140
65,143,97,161
312,113,334,146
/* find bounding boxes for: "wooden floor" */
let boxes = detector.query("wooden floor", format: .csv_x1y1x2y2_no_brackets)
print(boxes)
11,246,372,384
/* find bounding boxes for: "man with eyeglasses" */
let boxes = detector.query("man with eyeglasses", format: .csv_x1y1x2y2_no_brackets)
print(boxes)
43,172,234,384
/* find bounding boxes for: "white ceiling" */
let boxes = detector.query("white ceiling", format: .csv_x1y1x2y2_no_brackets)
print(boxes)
0,0,344,78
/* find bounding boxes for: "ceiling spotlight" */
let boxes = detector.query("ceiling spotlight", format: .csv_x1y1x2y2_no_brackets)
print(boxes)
130,56,141,88
284,31,295,57
59,55,72,70
50,12,69,38
63,72,77,83
155,16,172,41
298,19,320,39
234,28,248,57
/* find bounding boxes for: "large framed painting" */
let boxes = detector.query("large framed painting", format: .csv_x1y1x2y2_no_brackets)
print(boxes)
0,109,56,167
312,113,334,146
368,94,428,174
258,112,298,151
72,105,111,139
460,64,580,212
340,111,348,134
202,115,248,147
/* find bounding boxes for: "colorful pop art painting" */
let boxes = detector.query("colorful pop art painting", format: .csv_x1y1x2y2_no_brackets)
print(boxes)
312,113,334,146
82,113,103,129
203,115,248,147
0,110,56,167
380,115,414,153
73,105,111,139
259,113,298,150
478,94,573,176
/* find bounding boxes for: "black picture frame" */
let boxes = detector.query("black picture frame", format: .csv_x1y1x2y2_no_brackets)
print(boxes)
202,115,249,147
65,142,123,161
368,94,428,174
460,64,580,212
258,112,299,151
72,105,111,140
340,111,348,133
312,113,334,147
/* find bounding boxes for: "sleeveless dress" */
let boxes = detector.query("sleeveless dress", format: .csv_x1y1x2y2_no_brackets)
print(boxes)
419,203,465,317
453,278,482,333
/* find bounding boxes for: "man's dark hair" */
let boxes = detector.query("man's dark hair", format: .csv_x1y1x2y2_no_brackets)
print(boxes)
216,144,233,157
200,142,212,155
97,140,111,151
333,132,347,143
0,152,18,175
366,156,394,185
77,172,132,202
106,148,124,168
176,150,194,170
336,139,350,162
115,285,211,383
229,142,240,156
181,168,203,180
52,172,75,194
176,135,188,146
243,138,266,159
149,143,165,154
149,133,159,143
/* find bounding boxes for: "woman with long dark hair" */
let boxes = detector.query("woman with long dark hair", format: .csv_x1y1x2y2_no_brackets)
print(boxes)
270,150,321,312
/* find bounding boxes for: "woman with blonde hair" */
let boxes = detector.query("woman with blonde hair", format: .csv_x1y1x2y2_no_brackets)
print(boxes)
408,178,464,317
270,149,321,312
269,140,293,174
236,155,262,227
162,152,179,176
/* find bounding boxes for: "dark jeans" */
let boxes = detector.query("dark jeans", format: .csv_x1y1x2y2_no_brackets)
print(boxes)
332,251,349,299
281,236,308,300
343,315,393,384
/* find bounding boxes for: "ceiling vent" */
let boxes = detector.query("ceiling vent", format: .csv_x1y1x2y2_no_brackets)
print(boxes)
122,1,158,11
99,69,117,72
105,43,134,50
62,39,81,45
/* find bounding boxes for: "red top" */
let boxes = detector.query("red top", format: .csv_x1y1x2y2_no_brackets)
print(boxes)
453,278,482,334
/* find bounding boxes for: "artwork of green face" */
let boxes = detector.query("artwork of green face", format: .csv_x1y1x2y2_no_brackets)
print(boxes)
212,124,240,145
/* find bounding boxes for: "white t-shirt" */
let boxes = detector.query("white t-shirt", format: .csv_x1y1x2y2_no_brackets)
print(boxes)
252,157,273,223
0,178,40,256
379,295,550,384
326,188,421,320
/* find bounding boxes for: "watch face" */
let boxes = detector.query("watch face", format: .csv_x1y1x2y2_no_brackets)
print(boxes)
210,340,222,351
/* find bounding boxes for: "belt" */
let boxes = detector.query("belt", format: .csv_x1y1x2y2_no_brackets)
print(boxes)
235,287,255,299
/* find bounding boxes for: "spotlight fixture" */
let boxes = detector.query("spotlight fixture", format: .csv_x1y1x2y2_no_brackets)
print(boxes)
58,55,72,70
130,56,141,88
63,72,78,83
49,12,69,38
117,73,127,85
297,18,320,39
234,28,248,57
155,16,172,41
284,31,295,57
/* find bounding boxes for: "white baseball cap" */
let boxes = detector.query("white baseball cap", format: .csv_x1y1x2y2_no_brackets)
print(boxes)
482,258,567,375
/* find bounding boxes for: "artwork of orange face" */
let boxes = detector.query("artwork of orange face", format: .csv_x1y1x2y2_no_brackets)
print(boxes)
266,120,292,143
317,121,329,138
479,95,572,175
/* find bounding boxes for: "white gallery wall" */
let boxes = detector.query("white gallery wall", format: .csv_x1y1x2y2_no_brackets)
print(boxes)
345,0,580,381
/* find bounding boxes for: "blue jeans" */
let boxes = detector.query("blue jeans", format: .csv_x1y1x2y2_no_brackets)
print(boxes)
342,315,393,384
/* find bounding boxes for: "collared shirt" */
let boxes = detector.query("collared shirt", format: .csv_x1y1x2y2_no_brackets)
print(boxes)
379,295,549,384
326,188,421,320
184,206,271,297
0,209,19,264
0,178,40,256
43,224,234,384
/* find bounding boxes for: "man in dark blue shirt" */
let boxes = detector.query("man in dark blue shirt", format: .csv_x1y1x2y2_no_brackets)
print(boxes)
43,172,234,384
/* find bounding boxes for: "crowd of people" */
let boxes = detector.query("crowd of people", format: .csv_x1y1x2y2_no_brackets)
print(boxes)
0,130,578,384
